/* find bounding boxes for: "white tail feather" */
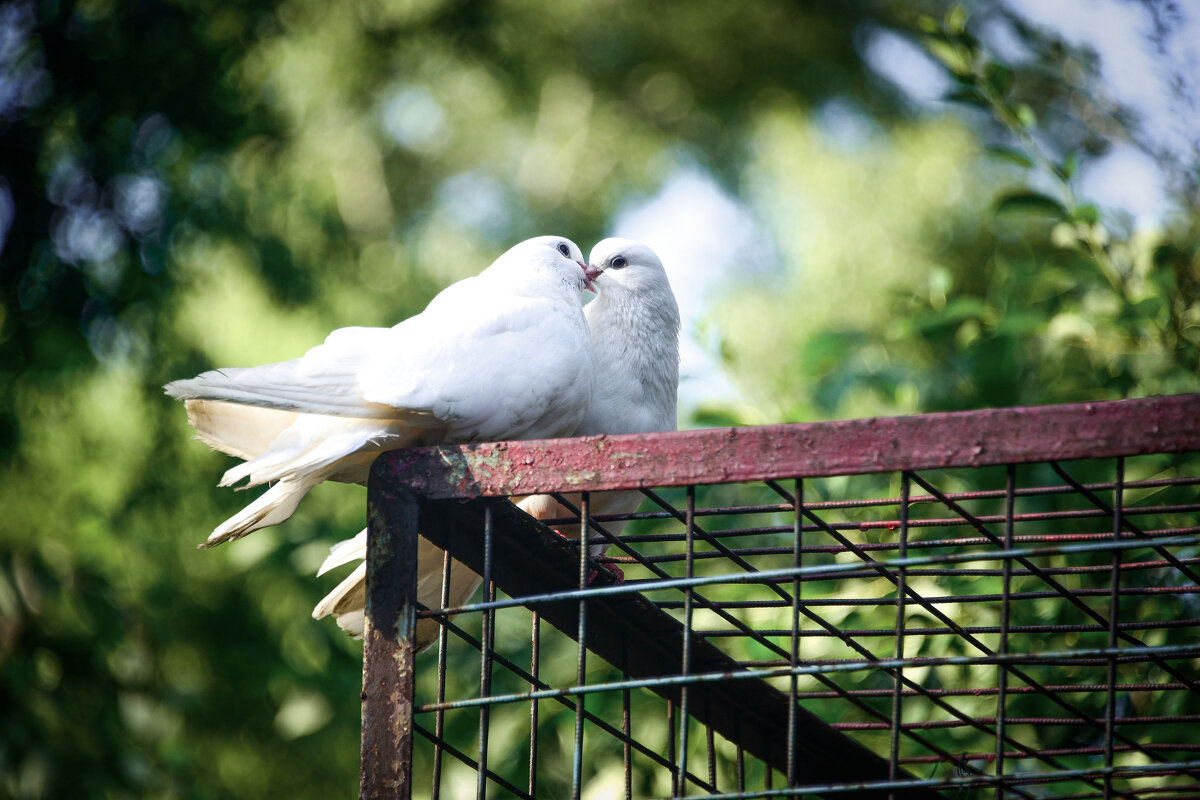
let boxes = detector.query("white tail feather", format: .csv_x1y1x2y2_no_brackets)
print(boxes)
203,475,318,547
317,529,367,577
333,609,365,638
311,562,366,625
197,417,425,545
185,399,300,461
312,532,484,651
218,418,424,489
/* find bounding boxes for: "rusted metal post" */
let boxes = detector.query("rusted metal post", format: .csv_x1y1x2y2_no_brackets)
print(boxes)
359,472,419,799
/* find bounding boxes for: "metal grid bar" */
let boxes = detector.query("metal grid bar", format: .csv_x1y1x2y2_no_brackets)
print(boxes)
391,525,1190,796
528,611,539,798
677,486,696,797
572,493,589,800
787,479,801,788
782,479,1074,793
476,504,494,800
358,394,1200,798
429,546,451,799
889,473,909,789
1105,460,1125,800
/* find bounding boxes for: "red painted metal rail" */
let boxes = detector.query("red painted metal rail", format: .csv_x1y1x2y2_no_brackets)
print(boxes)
383,394,1200,499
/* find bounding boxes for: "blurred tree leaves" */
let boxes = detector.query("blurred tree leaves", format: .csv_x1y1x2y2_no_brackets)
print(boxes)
713,4,1199,423
1,0,1198,797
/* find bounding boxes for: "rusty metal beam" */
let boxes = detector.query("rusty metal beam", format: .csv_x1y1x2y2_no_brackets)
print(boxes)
378,394,1200,500
359,479,419,800
415,496,945,800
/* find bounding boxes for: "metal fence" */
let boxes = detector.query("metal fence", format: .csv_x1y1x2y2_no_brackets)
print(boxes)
356,394,1200,799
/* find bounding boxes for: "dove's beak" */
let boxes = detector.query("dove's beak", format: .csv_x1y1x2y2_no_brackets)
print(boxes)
581,262,602,294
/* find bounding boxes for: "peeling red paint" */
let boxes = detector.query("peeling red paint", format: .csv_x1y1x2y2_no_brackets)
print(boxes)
374,394,1200,500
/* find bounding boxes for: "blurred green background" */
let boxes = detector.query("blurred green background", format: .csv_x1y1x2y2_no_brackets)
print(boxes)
1,0,1198,797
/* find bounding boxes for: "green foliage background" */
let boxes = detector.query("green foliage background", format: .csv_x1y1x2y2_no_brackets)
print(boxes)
1,1,1197,797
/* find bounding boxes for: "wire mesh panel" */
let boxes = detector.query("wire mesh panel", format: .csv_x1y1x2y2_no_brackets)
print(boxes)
359,395,1200,799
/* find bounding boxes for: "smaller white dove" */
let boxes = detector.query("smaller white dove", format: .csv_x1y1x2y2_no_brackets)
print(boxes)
166,236,597,549
313,238,680,644
516,238,681,559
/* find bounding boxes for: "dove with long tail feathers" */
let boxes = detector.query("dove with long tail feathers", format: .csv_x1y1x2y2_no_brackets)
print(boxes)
313,238,680,647
166,236,598,551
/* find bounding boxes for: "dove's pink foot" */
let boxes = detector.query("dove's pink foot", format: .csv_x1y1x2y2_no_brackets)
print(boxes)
596,562,626,585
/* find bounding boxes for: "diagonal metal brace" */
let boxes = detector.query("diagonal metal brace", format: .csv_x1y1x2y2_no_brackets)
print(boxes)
414,496,944,800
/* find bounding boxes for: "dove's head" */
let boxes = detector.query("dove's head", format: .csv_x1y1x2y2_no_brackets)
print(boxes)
587,238,675,302
493,236,598,294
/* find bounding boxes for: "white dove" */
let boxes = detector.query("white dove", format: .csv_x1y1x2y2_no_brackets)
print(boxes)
517,238,681,558
313,238,680,643
166,236,598,549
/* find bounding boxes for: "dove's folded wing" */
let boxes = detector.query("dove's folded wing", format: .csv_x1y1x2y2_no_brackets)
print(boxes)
166,327,422,419
359,292,592,441
168,235,595,549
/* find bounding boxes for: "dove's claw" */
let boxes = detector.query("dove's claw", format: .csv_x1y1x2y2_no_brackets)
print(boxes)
597,562,625,585
548,528,624,585
585,563,624,585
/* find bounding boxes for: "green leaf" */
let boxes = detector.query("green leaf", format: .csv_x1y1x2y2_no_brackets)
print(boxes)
909,297,988,336
1148,261,1180,293
1133,295,1166,320
1071,203,1100,224
1060,150,1079,180
944,87,988,108
925,39,972,76
1152,243,1185,268
1013,103,1037,128
995,310,1045,335
993,191,1067,218
917,15,942,35
941,296,988,321
983,62,1013,96
986,145,1034,169
799,330,861,374
946,5,969,35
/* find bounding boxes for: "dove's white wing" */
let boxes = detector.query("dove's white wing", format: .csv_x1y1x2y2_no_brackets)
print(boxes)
359,290,594,442
168,235,594,547
171,277,591,438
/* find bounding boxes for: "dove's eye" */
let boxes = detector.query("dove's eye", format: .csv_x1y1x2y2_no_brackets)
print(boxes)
557,242,571,257
611,256,627,269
